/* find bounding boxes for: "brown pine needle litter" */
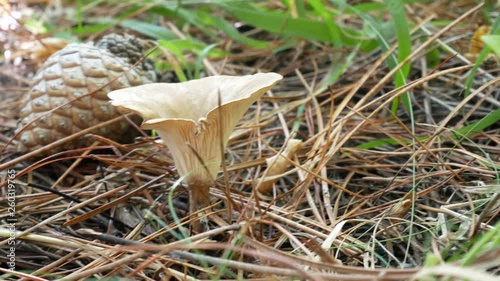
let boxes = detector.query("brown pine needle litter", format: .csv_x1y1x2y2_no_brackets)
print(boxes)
0,1,499,281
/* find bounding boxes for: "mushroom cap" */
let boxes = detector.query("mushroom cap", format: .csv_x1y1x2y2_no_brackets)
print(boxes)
108,73,282,124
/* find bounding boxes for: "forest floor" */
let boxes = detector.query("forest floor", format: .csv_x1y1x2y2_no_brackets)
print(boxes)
0,1,499,280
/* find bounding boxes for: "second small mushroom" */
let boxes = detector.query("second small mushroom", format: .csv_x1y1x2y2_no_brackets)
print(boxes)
108,73,283,224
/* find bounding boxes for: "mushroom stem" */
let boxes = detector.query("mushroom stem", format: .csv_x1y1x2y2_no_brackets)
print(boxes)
188,181,211,233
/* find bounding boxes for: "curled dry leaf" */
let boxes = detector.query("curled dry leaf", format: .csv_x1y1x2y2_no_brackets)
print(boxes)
257,139,303,196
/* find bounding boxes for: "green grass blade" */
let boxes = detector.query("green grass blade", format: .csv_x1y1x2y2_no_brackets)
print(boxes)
356,135,428,150
218,2,377,51
283,0,307,18
166,39,227,58
464,13,500,97
330,0,398,70
384,0,411,113
481,35,500,56
461,221,500,266
158,39,188,82
156,3,270,49
120,19,177,40
195,43,218,79
452,109,500,140
309,0,342,48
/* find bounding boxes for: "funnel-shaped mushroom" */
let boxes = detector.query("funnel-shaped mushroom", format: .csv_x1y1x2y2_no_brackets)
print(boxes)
108,73,282,213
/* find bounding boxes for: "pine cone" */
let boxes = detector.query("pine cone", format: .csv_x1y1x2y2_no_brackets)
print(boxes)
16,34,157,154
